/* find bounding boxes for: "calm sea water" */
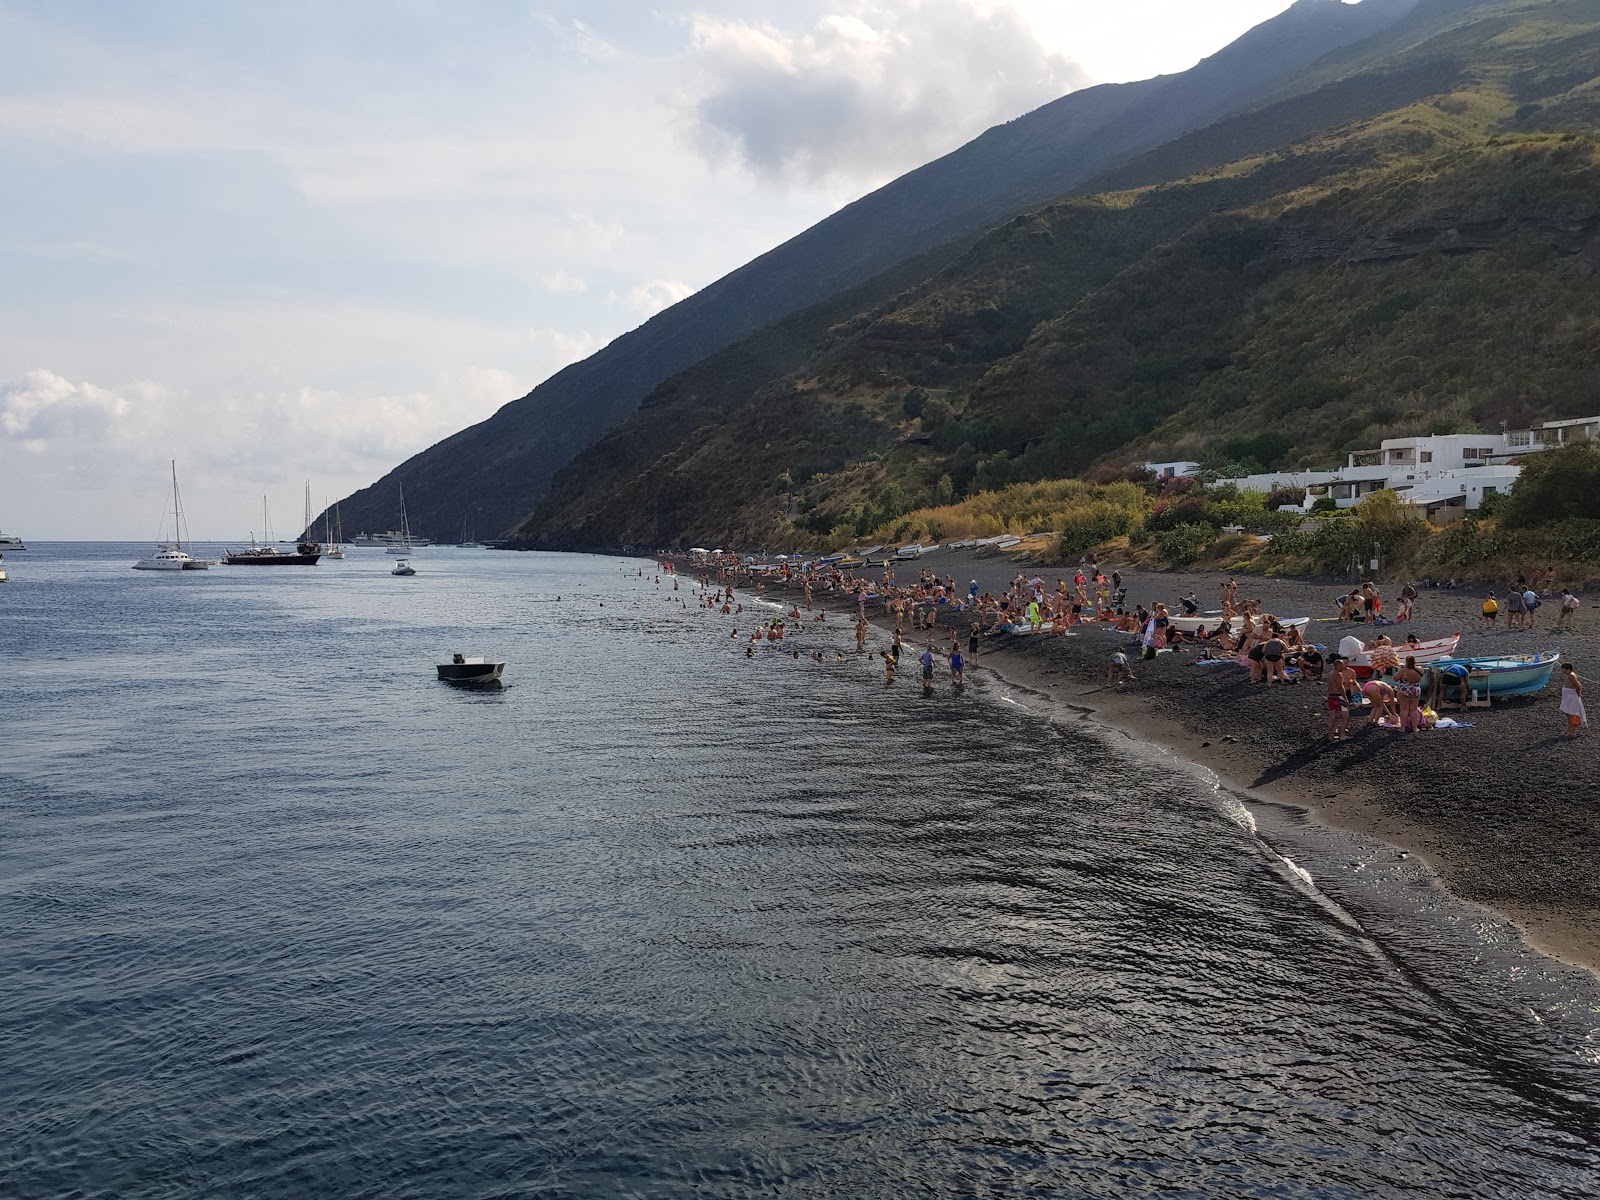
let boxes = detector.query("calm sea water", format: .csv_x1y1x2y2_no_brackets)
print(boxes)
2,544,1598,1199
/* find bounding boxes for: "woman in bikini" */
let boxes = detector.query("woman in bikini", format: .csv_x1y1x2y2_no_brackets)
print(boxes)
1394,655,1424,733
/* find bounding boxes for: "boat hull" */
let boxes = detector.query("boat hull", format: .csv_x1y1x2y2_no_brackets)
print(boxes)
1433,653,1560,698
437,662,504,685
224,554,321,565
1349,633,1461,676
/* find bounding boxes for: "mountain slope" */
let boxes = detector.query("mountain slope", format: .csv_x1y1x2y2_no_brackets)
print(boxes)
512,0,1600,552
323,0,1420,541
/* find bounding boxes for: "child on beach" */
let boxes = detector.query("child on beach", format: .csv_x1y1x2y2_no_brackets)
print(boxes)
1107,650,1134,686
1559,664,1586,736
1482,592,1498,626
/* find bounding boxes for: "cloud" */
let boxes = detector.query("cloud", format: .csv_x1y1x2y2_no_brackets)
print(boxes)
540,269,588,294
0,369,141,451
684,0,1088,185
0,365,519,536
613,279,695,315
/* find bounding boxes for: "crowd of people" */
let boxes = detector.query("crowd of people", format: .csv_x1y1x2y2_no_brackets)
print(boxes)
675,553,1585,738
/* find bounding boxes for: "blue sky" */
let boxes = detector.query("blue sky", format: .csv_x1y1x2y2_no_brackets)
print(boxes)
0,0,1303,538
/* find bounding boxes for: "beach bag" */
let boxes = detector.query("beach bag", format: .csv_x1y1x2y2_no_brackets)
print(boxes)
1528,594,1542,610
1142,645,1157,661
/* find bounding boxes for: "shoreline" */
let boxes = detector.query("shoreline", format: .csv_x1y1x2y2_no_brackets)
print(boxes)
729,551,1600,976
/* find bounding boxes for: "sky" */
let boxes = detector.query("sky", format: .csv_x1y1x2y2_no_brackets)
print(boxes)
0,0,1312,539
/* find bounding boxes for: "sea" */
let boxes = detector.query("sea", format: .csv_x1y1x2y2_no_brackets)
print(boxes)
2,543,1598,1199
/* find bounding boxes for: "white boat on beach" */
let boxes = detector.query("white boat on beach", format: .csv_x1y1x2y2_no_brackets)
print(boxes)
1169,614,1309,636
1344,632,1461,673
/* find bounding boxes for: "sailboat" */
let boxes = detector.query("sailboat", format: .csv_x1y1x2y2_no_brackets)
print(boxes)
134,462,206,571
387,484,416,556
225,496,321,565
455,512,483,548
323,498,346,559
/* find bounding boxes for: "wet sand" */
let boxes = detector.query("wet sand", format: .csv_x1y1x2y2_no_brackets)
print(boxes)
750,552,1600,974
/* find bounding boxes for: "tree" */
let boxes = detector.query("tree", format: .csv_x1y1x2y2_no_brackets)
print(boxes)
1500,441,1600,527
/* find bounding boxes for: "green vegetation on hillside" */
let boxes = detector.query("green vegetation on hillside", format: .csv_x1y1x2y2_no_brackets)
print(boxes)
515,0,1600,566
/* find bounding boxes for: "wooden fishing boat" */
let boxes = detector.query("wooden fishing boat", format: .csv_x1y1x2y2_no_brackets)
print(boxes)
1346,632,1460,677
1431,651,1560,699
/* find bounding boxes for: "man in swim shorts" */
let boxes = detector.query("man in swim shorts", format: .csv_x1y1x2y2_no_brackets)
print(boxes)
1325,654,1357,741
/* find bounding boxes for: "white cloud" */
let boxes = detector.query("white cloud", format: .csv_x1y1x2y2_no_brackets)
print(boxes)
613,279,695,316
0,369,140,450
0,366,518,538
540,270,589,294
683,0,1088,185
529,327,603,365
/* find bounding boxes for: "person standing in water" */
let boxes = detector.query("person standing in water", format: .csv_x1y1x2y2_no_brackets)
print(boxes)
949,646,964,685
919,644,935,691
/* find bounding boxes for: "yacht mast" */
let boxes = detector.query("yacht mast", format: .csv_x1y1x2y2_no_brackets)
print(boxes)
170,461,183,553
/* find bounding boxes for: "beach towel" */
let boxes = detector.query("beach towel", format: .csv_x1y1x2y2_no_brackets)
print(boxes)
1560,688,1589,726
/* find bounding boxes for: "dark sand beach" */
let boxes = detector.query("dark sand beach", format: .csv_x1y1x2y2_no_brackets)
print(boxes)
747,550,1600,973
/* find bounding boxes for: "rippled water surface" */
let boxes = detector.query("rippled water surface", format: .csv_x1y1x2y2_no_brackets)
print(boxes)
3,545,1598,1198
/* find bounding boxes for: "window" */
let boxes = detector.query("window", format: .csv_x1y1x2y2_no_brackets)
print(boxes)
1420,451,1433,463
1508,431,1532,447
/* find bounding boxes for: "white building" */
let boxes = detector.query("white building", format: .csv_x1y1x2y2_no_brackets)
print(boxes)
1506,415,1600,449
1212,415,1596,519
1143,459,1202,480
1346,433,1509,472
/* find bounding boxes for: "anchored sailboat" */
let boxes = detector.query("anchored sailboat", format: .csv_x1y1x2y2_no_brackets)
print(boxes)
387,484,416,556
134,462,207,571
225,496,321,565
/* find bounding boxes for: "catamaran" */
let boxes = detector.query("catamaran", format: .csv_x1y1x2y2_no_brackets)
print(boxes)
134,462,207,571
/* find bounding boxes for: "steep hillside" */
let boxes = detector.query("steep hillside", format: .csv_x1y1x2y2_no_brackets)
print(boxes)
322,0,1418,541
514,0,1600,551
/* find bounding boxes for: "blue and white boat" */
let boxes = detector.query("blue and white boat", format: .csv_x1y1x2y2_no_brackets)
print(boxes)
1432,651,1561,698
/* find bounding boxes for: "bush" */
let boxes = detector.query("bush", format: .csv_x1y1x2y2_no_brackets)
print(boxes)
1057,504,1135,556
1500,441,1600,527
1157,522,1214,566
1265,485,1306,510
1310,496,1339,513
1146,494,1215,532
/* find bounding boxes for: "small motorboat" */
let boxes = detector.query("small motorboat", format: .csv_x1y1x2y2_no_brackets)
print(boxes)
392,559,416,576
0,552,7,583
437,654,505,685
1431,651,1560,699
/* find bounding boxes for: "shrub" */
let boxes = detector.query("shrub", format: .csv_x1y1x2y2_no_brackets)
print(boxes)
1157,522,1214,565
1057,503,1135,556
